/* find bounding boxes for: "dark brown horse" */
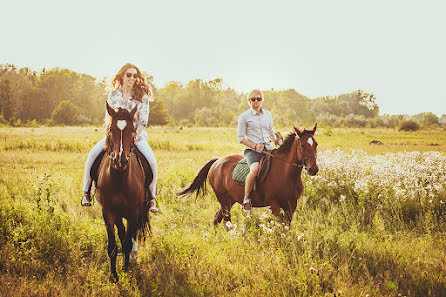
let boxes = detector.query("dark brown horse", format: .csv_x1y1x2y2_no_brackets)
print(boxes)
177,124,319,225
178,124,318,225
94,103,152,281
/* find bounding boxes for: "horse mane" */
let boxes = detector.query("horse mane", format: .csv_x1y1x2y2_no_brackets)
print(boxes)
276,129,314,154
276,133,296,154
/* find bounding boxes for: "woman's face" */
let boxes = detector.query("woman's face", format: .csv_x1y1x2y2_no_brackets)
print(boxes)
122,67,138,89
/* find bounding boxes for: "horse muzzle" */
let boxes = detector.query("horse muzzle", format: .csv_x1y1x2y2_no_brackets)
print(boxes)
306,166,319,176
112,158,129,171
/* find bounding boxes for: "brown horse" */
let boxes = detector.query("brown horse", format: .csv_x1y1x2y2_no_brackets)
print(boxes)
94,103,152,281
178,124,318,225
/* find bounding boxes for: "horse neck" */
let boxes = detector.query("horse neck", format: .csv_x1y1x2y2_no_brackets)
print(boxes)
273,139,302,177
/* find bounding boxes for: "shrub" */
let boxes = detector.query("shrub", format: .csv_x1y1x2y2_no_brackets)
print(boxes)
399,120,420,131
50,101,80,125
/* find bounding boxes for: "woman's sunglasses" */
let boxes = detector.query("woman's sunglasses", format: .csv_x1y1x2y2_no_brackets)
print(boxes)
250,97,262,102
126,73,138,78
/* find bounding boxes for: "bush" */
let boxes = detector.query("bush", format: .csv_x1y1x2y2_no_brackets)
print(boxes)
399,120,420,131
50,101,80,125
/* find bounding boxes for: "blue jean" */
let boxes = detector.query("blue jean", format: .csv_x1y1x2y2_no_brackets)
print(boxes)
82,130,157,198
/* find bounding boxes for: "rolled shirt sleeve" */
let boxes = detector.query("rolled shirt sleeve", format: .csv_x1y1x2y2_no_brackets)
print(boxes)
104,92,113,127
237,113,247,143
138,94,150,127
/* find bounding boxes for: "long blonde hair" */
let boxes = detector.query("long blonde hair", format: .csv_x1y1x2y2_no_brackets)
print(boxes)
111,63,152,102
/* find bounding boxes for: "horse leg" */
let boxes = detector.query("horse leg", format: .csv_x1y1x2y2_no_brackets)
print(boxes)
116,218,126,249
103,212,118,281
270,200,286,222
213,208,224,226
123,221,137,270
284,201,297,224
222,205,232,224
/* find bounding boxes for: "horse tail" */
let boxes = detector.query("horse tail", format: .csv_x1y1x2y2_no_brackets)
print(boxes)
176,158,218,197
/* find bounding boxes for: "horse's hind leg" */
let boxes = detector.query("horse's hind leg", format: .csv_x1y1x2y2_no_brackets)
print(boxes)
213,208,224,225
213,193,233,226
103,212,118,281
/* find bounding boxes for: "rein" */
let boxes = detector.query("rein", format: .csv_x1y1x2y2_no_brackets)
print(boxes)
261,138,316,170
262,150,303,168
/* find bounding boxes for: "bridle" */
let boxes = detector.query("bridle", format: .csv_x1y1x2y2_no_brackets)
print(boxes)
262,136,316,170
106,124,137,170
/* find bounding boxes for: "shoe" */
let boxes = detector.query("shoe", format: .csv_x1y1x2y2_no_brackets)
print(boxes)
81,192,92,207
242,197,251,214
149,199,158,213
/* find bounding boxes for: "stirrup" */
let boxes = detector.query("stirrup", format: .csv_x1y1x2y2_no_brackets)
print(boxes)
242,197,251,214
149,199,158,213
81,193,92,207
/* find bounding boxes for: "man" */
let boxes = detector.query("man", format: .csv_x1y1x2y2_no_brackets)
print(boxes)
237,89,281,214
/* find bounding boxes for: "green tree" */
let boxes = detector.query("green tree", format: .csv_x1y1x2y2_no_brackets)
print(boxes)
50,100,80,125
0,66,33,121
148,99,169,125
422,112,440,127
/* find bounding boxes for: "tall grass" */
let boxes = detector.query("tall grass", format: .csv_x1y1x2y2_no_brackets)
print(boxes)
0,127,445,296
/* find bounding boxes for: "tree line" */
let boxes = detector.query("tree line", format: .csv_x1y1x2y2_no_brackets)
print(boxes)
0,63,444,129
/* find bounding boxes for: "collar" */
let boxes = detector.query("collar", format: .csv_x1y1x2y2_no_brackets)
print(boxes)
249,107,263,115
119,88,133,100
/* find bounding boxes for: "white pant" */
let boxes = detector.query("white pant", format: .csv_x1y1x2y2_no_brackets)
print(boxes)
82,133,157,198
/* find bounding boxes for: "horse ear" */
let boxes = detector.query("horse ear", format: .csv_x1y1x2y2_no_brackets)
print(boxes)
312,123,318,133
294,126,303,138
106,103,115,117
130,105,137,118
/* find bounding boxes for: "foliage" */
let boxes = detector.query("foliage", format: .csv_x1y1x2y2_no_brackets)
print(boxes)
399,120,420,131
50,101,80,125
0,127,445,296
0,64,443,130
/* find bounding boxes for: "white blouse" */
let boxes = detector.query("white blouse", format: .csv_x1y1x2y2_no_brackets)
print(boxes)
105,89,150,127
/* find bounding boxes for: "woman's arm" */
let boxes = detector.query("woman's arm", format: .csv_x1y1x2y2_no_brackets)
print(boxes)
135,94,150,140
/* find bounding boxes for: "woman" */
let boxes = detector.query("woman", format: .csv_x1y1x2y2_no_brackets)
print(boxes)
81,63,158,213
237,89,281,214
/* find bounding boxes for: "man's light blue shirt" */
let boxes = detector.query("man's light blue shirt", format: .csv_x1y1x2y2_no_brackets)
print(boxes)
237,107,275,151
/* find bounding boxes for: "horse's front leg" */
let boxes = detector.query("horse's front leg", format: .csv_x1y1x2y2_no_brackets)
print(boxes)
116,218,126,251
283,200,297,224
103,212,118,281
123,221,137,270
269,200,286,222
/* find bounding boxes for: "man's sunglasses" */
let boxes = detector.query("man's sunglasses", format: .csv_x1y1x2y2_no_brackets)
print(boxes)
250,97,262,102
126,73,138,78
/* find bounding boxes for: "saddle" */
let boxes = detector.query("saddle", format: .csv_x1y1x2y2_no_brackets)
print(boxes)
89,148,153,196
232,150,273,185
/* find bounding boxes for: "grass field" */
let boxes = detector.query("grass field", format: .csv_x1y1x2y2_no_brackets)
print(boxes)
0,126,445,296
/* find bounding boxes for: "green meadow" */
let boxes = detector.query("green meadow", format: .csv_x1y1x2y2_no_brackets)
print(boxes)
0,126,445,296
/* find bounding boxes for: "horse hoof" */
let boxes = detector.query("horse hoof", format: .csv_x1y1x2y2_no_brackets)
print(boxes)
129,251,138,264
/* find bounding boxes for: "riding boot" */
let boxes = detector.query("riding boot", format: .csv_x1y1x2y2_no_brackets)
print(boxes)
81,192,92,207
149,198,158,213
242,196,251,214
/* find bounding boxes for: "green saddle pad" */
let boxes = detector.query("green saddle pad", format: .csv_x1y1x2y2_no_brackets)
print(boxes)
232,158,250,183
232,153,272,184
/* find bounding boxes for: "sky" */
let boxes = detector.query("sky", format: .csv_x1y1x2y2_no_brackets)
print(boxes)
1,0,445,116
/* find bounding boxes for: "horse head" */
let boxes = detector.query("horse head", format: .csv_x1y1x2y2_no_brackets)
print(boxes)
294,123,319,176
105,103,137,171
